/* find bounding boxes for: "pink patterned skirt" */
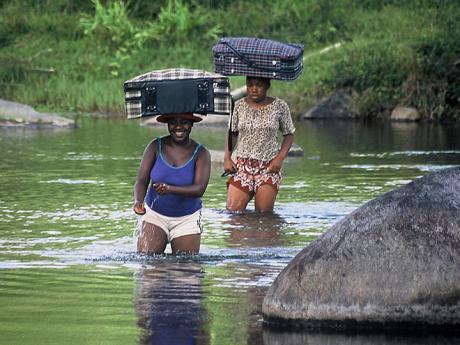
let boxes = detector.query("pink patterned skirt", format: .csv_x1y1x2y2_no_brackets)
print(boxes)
227,156,282,194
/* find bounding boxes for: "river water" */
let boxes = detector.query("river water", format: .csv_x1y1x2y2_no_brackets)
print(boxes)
1,117,459,344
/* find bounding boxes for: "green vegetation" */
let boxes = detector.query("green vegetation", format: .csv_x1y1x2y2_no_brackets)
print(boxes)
1,0,459,120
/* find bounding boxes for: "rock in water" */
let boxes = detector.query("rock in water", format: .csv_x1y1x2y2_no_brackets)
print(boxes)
263,167,460,330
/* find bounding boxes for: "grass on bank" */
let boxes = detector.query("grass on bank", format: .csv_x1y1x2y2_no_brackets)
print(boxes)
0,0,459,120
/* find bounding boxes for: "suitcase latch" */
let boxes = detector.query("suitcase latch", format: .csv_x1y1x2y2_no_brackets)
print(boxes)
197,81,211,112
145,85,157,113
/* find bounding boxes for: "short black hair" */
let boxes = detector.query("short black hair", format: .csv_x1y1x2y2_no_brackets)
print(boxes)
246,76,271,88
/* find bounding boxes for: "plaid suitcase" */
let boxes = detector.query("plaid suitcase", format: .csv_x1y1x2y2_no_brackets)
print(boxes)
124,68,232,119
212,37,304,80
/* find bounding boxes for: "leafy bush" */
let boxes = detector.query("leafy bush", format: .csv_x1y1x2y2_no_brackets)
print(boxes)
152,0,222,44
322,40,413,116
1,0,460,120
79,0,221,76
80,0,135,47
404,4,460,120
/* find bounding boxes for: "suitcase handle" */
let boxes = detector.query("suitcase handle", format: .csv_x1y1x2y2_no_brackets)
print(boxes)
221,40,302,74
221,40,259,69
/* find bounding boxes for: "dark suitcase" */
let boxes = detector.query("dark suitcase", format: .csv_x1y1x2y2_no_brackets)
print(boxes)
124,68,232,119
212,37,304,80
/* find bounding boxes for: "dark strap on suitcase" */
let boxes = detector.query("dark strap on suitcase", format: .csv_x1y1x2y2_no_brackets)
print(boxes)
221,40,302,74
227,97,235,153
221,98,236,177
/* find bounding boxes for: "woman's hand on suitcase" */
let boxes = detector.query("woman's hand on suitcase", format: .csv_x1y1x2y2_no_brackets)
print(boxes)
153,182,170,195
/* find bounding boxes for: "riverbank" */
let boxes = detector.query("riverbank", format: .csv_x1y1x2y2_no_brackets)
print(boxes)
1,1,459,121
0,96,306,159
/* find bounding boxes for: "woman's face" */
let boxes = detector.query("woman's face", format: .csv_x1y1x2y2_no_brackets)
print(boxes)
246,77,270,103
167,117,193,142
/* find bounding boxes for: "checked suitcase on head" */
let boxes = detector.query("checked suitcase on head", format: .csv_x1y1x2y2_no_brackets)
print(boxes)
124,68,232,119
212,37,304,81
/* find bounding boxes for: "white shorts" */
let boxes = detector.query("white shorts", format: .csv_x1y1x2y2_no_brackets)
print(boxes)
138,205,203,242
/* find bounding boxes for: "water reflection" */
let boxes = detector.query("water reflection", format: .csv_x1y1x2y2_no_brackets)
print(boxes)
134,261,206,344
263,329,460,345
224,212,286,247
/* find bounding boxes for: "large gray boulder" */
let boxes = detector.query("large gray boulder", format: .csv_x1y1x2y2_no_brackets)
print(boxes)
390,106,421,121
0,99,75,128
263,167,460,330
301,89,355,119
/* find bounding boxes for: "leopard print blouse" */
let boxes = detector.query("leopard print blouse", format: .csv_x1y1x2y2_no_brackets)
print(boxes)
229,98,295,162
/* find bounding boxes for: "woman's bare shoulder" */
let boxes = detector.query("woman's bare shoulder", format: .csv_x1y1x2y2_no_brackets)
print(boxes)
196,143,210,156
143,138,160,155
195,144,211,167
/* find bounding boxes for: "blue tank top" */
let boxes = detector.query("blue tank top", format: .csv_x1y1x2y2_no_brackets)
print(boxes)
145,137,202,217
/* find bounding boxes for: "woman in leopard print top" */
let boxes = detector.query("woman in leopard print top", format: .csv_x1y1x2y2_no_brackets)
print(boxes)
224,76,295,212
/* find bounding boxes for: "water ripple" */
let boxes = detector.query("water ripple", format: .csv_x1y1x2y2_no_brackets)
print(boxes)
342,164,458,172
350,150,460,157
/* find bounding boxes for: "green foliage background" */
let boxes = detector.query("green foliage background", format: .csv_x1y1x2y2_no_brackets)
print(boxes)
0,0,459,120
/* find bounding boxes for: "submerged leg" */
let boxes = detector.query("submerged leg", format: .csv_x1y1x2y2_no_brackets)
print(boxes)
254,184,278,212
226,184,253,212
137,221,168,254
171,234,201,255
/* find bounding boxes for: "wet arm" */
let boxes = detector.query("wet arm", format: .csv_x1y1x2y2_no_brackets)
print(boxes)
268,134,294,172
277,133,294,160
224,131,238,173
133,141,157,205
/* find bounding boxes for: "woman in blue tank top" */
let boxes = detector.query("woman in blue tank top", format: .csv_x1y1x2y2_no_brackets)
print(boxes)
133,113,211,255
